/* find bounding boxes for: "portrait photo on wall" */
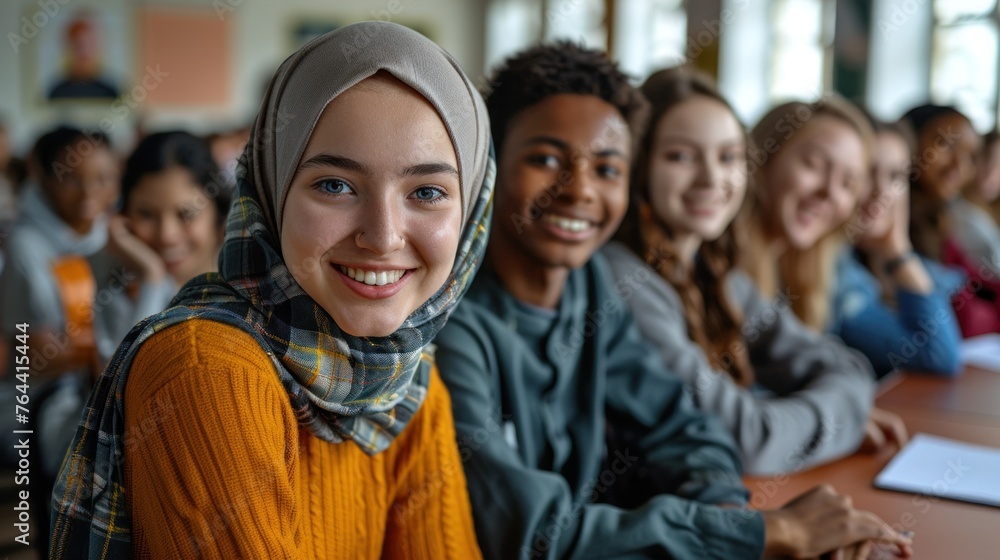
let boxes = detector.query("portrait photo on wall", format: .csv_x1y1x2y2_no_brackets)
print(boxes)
26,6,130,105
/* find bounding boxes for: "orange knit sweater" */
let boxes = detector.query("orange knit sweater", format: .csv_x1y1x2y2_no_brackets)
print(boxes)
123,318,483,559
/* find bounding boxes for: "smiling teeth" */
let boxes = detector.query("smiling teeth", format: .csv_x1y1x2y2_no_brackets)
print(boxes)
338,266,405,286
543,214,592,232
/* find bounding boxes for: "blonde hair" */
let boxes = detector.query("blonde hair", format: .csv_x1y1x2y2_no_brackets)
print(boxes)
739,96,874,329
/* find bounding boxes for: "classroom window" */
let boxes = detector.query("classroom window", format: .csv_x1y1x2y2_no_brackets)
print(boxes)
614,0,687,79
930,0,999,130
770,0,835,102
544,0,607,48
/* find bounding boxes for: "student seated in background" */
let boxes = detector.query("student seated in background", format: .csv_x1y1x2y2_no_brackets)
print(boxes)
434,43,912,560
0,126,118,466
831,115,963,378
91,130,230,366
51,22,489,559
1,126,119,379
974,129,1000,226
0,127,121,558
949,123,1000,278
903,105,1000,336
602,67,877,476
0,117,18,230
31,132,234,558
738,96,909,452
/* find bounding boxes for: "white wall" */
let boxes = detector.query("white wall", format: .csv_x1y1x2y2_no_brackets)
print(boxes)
0,0,486,155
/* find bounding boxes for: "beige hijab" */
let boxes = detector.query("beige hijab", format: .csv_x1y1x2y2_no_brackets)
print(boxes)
249,21,491,232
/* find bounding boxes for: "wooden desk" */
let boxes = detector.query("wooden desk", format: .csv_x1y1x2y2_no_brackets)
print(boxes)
876,367,1000,420
745,368,1000,559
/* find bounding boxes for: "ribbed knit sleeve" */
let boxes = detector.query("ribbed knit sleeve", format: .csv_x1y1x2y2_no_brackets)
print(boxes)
124,319,305,559
382,368,483,560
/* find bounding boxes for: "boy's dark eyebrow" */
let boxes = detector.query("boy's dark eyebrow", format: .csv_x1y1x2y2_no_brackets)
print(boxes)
522,135,570,150
297,154,457,178
524,135,628,159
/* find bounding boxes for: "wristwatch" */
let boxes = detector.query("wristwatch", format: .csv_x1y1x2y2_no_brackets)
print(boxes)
883,251,917,275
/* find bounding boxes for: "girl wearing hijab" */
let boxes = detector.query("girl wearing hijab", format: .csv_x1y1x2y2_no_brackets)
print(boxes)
603,67,878,475
50,22,493,559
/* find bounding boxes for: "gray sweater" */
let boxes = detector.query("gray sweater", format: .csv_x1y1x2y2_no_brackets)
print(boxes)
602,242,875,476
952,197,1000,276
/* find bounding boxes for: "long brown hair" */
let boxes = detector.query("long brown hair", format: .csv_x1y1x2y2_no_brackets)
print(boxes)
615,66,754,387
739,96,874,330
902,105,973,260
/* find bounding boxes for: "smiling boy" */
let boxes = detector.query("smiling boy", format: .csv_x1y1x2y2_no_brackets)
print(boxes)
433,43,765,559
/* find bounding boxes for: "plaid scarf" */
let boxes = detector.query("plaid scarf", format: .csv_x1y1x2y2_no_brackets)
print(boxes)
50,21,494,559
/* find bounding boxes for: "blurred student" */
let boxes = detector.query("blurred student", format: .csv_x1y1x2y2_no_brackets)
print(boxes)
434,44,912,560
953,127,1000,275
832,116,963,378
0,118,17,228
52,22,488,559
206,126,251,187
976,130,1000,225
0,126,119,379
0,127,119,556
91,130,230,364
603,67,876,476
31,132,233,555
903,105,1000,336
739,98,909,456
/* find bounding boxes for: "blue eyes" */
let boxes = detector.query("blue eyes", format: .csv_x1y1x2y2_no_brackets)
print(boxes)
311,179,447,204
412,186,445,202
316,178,353,195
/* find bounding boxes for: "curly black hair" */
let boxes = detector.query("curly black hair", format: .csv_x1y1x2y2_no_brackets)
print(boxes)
484,41,649,158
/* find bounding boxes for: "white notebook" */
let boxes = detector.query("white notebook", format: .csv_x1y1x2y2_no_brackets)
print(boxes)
961,334,1000,372
874,433,1000,508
